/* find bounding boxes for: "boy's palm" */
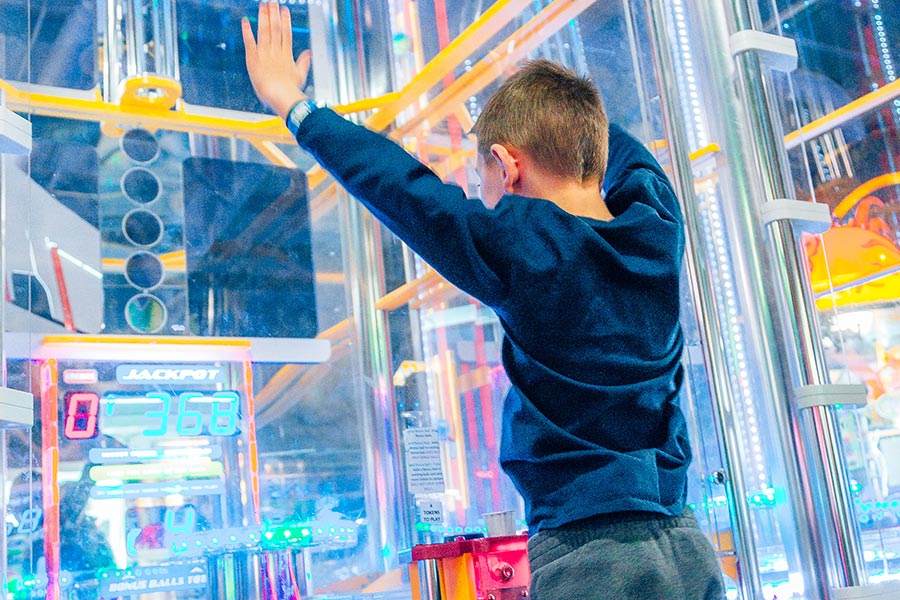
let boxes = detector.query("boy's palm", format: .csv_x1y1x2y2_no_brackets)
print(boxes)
242,2,310,118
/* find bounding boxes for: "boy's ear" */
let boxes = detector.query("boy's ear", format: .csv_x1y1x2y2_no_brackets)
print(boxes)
490,144,520,193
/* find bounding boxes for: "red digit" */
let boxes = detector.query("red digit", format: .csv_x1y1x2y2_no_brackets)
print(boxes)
64,392,99,440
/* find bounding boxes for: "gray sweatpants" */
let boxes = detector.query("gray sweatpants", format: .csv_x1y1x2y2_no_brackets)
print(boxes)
527,508,726,600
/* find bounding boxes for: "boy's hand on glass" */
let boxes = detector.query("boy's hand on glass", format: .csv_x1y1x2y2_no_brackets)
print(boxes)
242,1,310,119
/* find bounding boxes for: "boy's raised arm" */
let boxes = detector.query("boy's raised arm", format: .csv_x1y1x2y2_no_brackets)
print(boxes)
240,2,509,306
602,123,681,223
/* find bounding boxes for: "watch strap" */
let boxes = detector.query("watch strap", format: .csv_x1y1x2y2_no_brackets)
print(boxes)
285,99,318,137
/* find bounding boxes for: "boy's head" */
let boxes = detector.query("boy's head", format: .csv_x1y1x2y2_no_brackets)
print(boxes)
471,59,608,207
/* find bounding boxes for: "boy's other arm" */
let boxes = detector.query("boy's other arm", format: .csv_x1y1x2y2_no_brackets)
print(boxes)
602,123,682,224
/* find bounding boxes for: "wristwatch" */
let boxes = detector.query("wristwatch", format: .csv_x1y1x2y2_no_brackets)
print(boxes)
285,99,318,137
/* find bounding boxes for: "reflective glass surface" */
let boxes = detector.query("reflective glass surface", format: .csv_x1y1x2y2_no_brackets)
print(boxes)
2,1,732,599
761,0,900,589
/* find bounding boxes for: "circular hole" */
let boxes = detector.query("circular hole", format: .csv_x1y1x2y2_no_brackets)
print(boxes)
124,294,167,334
121,128,160,163
122,209,163,247
124,252,164,290
121,167,161,204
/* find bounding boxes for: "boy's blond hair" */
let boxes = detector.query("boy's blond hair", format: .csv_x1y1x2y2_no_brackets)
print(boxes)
471,59,609,184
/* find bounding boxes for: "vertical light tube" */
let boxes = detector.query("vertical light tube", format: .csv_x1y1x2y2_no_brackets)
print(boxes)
341,193,411,571
641,1,764,597
725,0,867,589
40,359,60,600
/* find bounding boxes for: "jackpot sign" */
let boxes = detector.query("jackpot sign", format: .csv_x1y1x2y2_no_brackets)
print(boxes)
116,365,225,385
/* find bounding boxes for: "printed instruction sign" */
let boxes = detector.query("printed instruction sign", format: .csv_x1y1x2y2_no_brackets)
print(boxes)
418,499,444,525
403,427,445,494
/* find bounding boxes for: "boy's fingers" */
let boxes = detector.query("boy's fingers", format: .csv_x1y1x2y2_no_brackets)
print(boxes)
281,6,292,51
257,2,270,51
295,49,311,79
240,18,257,67
267,1,281,51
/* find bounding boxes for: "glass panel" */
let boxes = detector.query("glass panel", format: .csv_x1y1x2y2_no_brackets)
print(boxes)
761,0,900,588
0,0,96,89
2,424,39,599
176,0,310,112
2,0,38,597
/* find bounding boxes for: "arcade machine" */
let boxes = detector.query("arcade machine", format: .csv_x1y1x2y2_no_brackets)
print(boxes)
0,0,758,598
0,0,361,595
2,121,340,598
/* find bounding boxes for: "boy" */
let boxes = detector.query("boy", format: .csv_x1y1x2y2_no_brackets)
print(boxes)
242,3,724,598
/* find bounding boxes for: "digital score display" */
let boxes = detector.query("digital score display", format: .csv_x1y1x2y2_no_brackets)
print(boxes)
64,391,100,439
48,362,256,599
62,391,242,440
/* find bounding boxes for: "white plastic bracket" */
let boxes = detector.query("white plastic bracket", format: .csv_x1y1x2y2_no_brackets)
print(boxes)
0,106,32,154
0,387,34,427
831,581,900,600
730,30,799,73
761,199,832,235
794,384,867,410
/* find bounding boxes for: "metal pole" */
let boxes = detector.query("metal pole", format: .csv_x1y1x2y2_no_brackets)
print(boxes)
724,0,867,589
124,0,144,76
417,558,442,600
311,0,410,574
641,2,764,597
105,0,180,103
685,0,834,596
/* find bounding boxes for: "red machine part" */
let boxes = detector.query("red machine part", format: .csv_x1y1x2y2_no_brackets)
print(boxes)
409,534,530,599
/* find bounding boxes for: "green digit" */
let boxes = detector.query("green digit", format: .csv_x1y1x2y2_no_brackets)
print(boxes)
143,392,172,437
176,393,204,436
209,392,239,436
164,506,196,534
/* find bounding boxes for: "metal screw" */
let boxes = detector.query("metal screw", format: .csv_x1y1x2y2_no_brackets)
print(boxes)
710,469,728,485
